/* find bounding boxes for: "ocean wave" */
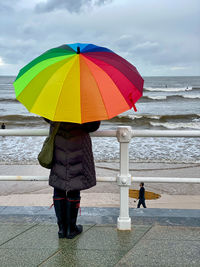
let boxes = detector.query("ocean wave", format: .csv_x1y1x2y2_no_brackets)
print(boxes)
145,95,167,100
0,114,42,122
140,94,200,102
0,98,18,103
117,113,200,121
5,93,198,105
110,113,199,124
2,113,199,122
1,113,200,131
144,87,192,92
111,114,161,122
192,87,200,90
0,83,14,85
150,121,200,130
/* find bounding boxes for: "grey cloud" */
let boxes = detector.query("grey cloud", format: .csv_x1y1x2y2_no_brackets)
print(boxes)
0,0,14,13
35,0,112,13
115,35,140,50
0,38,38,64
0,0,199,76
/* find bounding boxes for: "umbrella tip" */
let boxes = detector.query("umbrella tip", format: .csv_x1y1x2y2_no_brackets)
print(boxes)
77,47,80,54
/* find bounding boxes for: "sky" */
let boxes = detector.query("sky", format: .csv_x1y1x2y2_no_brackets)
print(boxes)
0,0,199,76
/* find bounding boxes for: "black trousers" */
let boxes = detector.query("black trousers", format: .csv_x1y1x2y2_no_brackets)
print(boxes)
137,199,147,208
54,188,80,199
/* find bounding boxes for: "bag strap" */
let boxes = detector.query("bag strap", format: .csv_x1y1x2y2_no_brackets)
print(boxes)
51,122,60,138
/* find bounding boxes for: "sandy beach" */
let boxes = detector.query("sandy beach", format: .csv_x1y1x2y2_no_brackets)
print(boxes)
0,162,199,209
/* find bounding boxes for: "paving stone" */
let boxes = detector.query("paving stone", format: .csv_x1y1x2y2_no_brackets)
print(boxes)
0,214,56,224
39,249,125,267
0,223,36,246
115,239,200,267
0,248,36,267
1,206,54,215
0,219,199,267
142,225,200,241
67,225,151,252
1,224,93,249
0,248,57,266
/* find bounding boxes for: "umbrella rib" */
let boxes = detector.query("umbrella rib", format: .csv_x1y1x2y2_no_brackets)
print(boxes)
81,56,109,120
52,57,78,121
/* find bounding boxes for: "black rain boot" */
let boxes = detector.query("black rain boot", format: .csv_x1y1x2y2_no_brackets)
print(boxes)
66,197,83,239
53,197,66,238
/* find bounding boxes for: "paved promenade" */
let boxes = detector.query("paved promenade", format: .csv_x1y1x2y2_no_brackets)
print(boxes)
1,162,200,209
0,207,199,266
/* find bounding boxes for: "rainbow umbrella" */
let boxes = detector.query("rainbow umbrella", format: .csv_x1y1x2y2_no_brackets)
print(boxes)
13,43,144,123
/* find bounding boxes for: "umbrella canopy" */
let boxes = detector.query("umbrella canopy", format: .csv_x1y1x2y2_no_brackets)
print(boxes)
13,43,144,123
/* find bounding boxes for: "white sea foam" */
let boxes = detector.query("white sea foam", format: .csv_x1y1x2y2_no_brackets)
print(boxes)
142,94,200,101
182,94,200,99
145,87,192,92
1,135,200,164
146,115,161,119
146,95,167,100
117,114,143,120
117,114,161,120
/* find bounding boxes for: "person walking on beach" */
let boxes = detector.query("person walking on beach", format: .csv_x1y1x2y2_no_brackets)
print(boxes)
45,119,100,239
137,182,147,208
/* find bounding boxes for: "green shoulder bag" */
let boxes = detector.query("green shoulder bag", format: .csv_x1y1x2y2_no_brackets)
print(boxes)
38,122,60,169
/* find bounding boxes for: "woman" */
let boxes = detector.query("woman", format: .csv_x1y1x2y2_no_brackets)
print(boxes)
46,119,100,239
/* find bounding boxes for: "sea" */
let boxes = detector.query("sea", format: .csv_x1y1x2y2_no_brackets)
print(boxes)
0,75,200,164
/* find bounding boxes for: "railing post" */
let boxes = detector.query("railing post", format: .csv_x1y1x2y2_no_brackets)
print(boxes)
116,126,132,230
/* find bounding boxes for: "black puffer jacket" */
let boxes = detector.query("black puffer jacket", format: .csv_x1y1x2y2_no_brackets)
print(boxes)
47,120,100,191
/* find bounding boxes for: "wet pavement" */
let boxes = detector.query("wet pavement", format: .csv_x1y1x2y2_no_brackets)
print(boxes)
0,207,200,266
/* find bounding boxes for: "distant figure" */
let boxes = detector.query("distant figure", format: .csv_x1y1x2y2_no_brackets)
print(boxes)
137,182,147,208
1,123,5,129
165,84,167,88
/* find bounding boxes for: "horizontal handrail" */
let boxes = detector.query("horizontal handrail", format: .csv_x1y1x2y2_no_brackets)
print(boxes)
131,130,200,137
132,177,200,183
0,176,116,182
0,176,199,183
1,129,200,137
0,129,117,137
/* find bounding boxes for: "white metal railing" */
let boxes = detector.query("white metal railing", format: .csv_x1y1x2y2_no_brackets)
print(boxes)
0,176,200,183
1,128,200,137
0,127,200,230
